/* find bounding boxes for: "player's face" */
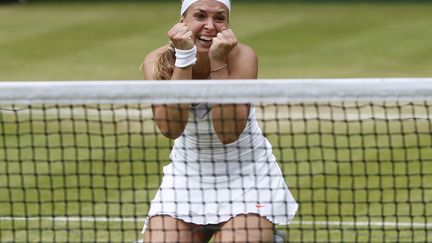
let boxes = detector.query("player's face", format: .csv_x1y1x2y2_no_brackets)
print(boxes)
182,0,229,52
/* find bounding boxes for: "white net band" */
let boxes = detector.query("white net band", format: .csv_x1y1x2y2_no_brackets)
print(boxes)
1,78,432,104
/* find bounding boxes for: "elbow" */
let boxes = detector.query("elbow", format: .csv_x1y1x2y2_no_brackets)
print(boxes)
158,127,182,139
156,121,184,139
217,134,241,145
161,133,181,140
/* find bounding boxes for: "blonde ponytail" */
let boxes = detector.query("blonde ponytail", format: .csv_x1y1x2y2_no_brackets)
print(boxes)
153,43,176,80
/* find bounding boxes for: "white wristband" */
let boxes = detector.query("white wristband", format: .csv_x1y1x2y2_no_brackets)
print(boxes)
174,46,197,68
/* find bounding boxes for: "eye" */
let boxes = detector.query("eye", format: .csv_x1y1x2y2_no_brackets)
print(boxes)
215,15,226,23
194,13,205,20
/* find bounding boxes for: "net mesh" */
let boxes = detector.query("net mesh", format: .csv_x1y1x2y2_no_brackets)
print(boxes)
1,79,431,242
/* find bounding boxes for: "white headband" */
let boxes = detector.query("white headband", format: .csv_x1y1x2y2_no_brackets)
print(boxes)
181,0,231,16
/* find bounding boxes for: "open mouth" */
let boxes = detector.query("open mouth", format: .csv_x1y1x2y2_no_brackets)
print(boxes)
197,35,214,46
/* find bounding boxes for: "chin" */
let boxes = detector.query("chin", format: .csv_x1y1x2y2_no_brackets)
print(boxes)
196,44,211,53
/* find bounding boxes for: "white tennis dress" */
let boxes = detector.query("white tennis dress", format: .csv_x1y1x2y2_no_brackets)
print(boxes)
143,104,298,232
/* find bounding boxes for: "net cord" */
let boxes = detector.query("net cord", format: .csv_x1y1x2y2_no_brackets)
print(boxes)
1,78,432,104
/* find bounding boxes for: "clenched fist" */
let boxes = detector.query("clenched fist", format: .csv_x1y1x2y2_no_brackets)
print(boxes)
209,28,238,61
168,23,194,50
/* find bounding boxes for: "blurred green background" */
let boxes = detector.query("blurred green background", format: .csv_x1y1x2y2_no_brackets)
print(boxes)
1,1,432,242
1,0,432,80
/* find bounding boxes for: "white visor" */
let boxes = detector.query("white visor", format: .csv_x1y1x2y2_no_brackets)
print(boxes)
181,0,231,16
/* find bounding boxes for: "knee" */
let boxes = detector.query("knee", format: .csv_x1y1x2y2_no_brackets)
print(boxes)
214,214,274,242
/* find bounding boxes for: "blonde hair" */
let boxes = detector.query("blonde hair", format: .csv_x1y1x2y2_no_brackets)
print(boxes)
153,43,176,80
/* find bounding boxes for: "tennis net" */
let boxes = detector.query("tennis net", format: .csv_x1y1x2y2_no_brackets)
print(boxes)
0,79,431,242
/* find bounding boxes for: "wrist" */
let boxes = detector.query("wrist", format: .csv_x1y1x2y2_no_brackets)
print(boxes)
211,63,227,73
175,46,197,68
210,59,226,70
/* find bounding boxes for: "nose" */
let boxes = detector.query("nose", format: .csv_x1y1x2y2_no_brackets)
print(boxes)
204,18,216,31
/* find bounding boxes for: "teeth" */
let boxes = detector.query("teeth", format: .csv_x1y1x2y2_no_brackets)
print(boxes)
200,36,213,41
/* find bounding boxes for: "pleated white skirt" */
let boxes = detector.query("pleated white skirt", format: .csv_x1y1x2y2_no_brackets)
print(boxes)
142,160,298,233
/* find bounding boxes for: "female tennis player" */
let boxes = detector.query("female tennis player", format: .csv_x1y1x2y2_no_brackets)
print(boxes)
140,0,297,242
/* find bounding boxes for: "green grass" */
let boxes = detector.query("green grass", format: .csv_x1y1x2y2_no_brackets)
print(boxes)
1,103,431,242
1,1,432,242
0,105,169,242
260,104,432,242
1,1,432,80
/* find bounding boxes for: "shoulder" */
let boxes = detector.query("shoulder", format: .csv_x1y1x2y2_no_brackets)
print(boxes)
229,43,257,61
227,43,258,79
140,45,170,80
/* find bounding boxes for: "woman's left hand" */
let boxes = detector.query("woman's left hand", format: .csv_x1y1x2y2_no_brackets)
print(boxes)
209,28,238,62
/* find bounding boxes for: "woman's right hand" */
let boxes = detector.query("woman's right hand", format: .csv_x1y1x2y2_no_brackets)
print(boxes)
167,23,194,50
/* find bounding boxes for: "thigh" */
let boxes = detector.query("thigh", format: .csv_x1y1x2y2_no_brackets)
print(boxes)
143,215,213,243
214,214,274,243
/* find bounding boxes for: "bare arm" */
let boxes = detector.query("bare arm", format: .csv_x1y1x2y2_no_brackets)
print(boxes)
141,23,197,139
209,30,258,144
142,49,191,139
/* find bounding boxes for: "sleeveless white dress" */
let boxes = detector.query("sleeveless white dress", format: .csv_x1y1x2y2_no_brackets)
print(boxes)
142,104,298,232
